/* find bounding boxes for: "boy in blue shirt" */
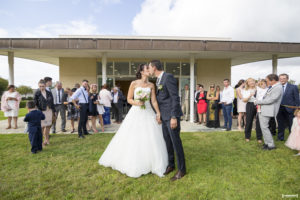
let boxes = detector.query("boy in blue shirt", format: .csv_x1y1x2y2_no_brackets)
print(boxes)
24,101,45,154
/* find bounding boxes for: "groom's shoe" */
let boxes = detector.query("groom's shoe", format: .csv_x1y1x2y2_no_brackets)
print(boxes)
163,166,175,175
170,171,186,181
262,144,268,150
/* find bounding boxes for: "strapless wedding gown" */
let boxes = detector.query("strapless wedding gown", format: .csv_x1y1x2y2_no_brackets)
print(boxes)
98,87,168,178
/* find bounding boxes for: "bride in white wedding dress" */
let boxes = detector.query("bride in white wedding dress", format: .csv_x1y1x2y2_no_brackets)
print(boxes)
98,64,168,178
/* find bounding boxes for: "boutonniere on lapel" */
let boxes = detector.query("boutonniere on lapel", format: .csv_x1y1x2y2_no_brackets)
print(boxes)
158,84,163,91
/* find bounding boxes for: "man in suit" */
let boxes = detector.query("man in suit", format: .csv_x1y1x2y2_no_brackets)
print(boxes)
255,74,283,150
51,81,67,133
181,84,190,121
277,73,300,141
149,60,186,181
112,87,125,124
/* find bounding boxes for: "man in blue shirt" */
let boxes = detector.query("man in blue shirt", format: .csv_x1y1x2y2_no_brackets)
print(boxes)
71,80,90,138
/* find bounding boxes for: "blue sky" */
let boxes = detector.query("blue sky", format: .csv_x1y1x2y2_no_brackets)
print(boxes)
0,0,142,35
1,0,300,88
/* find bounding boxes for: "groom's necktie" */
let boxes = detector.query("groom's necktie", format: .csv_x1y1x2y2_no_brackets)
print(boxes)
263,86,272,99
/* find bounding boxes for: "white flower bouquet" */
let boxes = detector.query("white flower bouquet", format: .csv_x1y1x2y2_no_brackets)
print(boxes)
135,90,150,109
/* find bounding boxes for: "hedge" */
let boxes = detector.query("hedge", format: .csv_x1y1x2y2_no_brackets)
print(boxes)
19,100,28,108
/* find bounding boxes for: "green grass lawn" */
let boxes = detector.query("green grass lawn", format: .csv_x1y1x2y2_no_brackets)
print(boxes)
0,108,27,120
1,132,300,200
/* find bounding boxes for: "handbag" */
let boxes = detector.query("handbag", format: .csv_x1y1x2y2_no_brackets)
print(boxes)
211,103,217,110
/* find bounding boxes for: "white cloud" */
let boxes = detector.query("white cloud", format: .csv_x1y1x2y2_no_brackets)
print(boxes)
0,19,100,87
0,56,59,89
133,0,300,85
0,28,8,37
3,20,100,38
231,57,300,86
133,0,300,42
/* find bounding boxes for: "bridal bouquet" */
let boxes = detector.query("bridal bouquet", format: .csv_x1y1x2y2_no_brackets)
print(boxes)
135,90,150,109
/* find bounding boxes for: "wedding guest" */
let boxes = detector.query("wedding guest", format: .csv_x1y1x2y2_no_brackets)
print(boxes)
277,73,300,141
216,85,222,117
196,84,207,125
285,109,300,156
85,84,92,132
255,79,268,143
255,74,283,150
89,84,100,133
99,84,113,125
194,84,200,123
24,101,45,154
44,77,52,92
233,85,239,119
74,83,80,90
51,81,67,133
1,85,21,129
236,80,246,131
71,80,90,138
96,89,105,132
34,79,55,145
243,78,262,143
64,88,80,133
112,86,125,124
181,84,190,121
206,84,220,128
220,79,235,131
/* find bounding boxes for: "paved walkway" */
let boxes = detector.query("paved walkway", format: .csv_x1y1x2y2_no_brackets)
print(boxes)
0,116,239,134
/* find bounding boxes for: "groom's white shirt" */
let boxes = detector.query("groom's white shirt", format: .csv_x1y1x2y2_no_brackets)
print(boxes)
156,71,164,86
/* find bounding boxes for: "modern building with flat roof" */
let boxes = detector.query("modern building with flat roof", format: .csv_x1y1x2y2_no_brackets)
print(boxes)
1,35,300,121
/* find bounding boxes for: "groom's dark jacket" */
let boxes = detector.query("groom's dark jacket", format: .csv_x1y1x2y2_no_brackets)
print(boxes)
156,72,183,121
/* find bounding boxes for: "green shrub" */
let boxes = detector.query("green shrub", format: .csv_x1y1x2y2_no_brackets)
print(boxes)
19,100,27,108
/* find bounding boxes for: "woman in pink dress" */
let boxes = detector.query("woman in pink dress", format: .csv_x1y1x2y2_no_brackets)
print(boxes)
1,85,21,129
196,85,207,125
285,109,300,156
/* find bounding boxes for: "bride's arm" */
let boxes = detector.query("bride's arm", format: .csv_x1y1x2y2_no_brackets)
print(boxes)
127,81,143,106
150,83,161,123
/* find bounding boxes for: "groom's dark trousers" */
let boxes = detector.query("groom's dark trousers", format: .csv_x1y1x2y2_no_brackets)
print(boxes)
162,117,186,173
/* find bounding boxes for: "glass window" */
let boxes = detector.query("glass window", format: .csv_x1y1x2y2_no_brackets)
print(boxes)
97,62,102,75
97,77,102,90
166,62,180,76
106,77,114,90
114,62,129,76
181,62,190,76
130,62,146,75
106,62,113,75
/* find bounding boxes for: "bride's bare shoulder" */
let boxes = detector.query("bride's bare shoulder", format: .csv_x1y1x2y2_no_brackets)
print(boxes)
130,80,139,88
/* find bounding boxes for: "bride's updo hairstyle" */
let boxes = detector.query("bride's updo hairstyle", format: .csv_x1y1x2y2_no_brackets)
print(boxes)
136,63,147,79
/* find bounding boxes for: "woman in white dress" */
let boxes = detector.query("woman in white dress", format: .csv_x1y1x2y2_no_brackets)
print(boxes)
1,85,22,129
99,64,168,178
236,80,246,131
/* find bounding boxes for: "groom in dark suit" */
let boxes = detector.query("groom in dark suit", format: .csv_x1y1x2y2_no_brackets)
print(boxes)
148,60,186,181
277,73,300,141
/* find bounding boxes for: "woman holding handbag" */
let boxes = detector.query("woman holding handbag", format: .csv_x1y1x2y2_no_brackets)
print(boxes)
196,84,207,125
